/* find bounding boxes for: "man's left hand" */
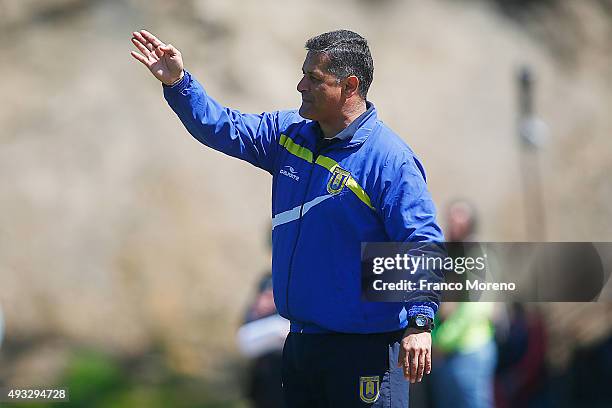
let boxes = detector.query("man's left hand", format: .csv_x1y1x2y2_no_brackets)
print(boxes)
397,328,432,383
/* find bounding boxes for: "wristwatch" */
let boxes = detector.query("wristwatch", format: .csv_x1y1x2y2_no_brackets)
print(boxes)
408,314,435,332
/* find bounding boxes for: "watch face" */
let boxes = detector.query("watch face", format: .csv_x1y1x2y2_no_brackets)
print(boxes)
415,315,427,327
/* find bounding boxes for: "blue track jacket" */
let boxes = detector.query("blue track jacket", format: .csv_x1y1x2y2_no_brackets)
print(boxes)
164,70,444,334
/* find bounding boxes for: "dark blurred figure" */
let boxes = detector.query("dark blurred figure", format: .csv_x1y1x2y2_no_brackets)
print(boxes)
238,274,288,408
494,303,548,408
244,274,278,323
0,305,4,350
428,199,498,408
446,199,477,242
567,333,612,407
491,0,559,19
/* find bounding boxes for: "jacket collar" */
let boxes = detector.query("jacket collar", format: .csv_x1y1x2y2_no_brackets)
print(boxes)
334,101,375,142
298,102,378,151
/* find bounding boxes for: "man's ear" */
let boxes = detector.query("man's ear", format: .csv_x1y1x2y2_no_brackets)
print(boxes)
343,75,360,97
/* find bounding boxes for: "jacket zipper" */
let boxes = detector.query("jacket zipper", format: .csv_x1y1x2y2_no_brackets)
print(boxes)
284,158,316,321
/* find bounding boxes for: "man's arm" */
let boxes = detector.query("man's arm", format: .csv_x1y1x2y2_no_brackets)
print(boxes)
379,155,445,383
131,30,291,174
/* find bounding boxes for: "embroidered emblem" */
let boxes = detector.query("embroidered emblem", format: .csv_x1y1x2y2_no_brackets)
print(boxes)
327,167,350,194
359,375,380,404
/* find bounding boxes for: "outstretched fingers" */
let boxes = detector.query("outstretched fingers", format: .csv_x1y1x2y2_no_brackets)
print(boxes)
134,31,162,58
130,50,149,66
130,37,155,68
140,30,165,49
131,37,151,58
133,30,171,61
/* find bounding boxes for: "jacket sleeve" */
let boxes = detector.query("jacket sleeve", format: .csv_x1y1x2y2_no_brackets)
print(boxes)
163,70,295,174
379,155,445,320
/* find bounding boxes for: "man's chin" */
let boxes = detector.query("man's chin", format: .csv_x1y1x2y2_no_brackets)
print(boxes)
299,106,315,120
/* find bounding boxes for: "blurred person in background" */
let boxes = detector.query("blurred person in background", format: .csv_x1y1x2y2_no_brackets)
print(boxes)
429,200,498,408
131,28,444,407
238,274,288,408
237,233,288,408
0,305,4,349
445,200,477,243
566,332,612,407
494,303,547,408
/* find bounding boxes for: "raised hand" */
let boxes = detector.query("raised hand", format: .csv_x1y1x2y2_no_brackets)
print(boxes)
130,30,184,86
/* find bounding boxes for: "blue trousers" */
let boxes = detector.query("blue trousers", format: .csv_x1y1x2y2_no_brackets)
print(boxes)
430,340,497,408
281,330,410,407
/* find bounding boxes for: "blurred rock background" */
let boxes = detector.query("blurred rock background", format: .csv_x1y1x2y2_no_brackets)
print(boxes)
0,0,611,406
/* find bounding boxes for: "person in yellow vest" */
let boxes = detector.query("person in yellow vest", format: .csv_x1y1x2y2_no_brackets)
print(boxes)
430,200,497,408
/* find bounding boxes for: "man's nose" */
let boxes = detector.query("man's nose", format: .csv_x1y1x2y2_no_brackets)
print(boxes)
297,76,307,93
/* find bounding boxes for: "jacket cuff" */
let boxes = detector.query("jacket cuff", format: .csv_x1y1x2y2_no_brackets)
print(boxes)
162,70,190,94
407,302,437,320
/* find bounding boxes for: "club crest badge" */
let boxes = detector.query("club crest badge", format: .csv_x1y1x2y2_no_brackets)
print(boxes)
327,167,351,195
359,376,380,404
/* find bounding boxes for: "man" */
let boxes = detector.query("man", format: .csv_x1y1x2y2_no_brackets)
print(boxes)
239,273,287,408
0,305,4,349
131,29,444,407
429,200,498,408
